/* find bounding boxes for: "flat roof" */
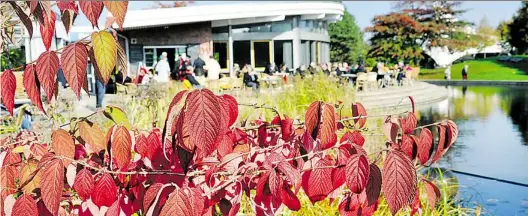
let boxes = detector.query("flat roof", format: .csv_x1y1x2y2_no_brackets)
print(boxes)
116,1,345,30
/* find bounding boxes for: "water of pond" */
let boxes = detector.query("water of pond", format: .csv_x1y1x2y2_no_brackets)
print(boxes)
418,85,528,215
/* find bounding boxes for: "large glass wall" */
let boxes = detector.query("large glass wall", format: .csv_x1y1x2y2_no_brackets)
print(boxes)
233,41,251,67
298,19,327,33
212,17,293,34
253,41,270,68
273,40,293,69
213,42,228,69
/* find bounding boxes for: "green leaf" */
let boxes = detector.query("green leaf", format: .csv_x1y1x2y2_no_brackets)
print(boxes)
103,105,131,129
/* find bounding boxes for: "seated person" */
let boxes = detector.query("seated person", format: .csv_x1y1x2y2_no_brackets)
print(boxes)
308,62,320,74
141,69,154,84
184,66,201,89
264,62,278,75
243,66,260,91
280,63,291,74
115,69,132,84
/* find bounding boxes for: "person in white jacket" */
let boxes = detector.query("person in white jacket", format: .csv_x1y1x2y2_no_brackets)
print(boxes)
444,65,451,80
154,52,171,82
205,55,221,80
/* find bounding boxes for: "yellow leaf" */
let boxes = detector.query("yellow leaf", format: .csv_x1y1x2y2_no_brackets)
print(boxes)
79,121,106,154
20,160,40,194
12,146,25,153
91,31,117,85
104,1,128,30
103,105,131,129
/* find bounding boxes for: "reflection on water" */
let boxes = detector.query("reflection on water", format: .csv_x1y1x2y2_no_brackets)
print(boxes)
419,86,528,215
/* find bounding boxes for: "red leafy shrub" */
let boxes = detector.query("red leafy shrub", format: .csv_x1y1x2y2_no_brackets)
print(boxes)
0,89,457,215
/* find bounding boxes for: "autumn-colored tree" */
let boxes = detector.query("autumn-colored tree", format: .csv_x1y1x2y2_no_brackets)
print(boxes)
0,1,459,216
365,12,425,65
474,17,499,57
397,0,475,52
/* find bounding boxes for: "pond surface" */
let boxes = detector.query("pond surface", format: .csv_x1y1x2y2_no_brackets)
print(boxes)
419,85,528,215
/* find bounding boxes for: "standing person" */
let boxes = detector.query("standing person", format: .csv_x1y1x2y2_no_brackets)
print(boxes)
205,55,221,80
95,79,105,109
174,53,190,81
462,64,469,80
193,55,206,77
155,52,171,83
444,65,451,80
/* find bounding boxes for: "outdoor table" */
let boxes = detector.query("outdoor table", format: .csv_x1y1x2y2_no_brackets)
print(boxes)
340,74,357,87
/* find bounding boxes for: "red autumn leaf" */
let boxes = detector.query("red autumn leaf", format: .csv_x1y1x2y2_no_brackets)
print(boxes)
216,131,234,158
61,43,88,100
340,130,365,146
1,70,16,116
60,9,77,34
78,120,106,154
12,194,38,216
36,51,59,103
73,168,94,201
39,9,55,51
23,65,46,114
221,94,238,127
401,134,416,160
366,164,382,206
345,154,370,194
318,104,337,150
91,173,118,207
302,131,316,152
302,157,334,204
277,161,301,194
268,170,283,198
159,187,205,216
382,117,399,143
305,101,322,139
331,166,345,190
405,112,417,134
281,118,294,141
39,159,64,216
280,185,301,211
106,199,121,216
352,102,367,128
9,2,33,39
111,126,132,169
445,120,458,149
431,125,447,164
184,89,221,155
422,179,441,209
147,129,163,160
103,1,128,30
30,143,48,159
410,187,422,216
143,183,163,212
134,134,148,158
79,1,103,28
57,1,78,12
51,129,75,167
382,150,417,215
417,128,433,165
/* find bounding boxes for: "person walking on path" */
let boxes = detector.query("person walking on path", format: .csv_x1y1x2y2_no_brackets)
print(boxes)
461,64,469,80
155,52,171,83
444,65,451,80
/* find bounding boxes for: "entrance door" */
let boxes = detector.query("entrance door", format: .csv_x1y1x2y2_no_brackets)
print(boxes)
155,48,176,72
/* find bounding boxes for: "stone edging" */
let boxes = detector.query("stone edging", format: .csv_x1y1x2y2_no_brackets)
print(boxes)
422,80,528,86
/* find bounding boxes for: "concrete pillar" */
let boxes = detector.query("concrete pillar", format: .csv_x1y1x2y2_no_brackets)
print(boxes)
228,24,234,77
292,16,301,70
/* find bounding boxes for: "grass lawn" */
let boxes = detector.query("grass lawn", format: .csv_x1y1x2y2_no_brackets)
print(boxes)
419,56,528,80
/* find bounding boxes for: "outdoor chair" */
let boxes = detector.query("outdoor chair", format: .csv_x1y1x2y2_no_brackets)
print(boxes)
355,72,367,91
388,70,399,86
366,72,378,90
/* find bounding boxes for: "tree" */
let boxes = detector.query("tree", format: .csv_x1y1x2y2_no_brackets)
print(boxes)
366,12,425,65
0,1,459,216
328,9,366,64
508,1,528,54
475,16,499,57
497,20,512,42
397,0,475,52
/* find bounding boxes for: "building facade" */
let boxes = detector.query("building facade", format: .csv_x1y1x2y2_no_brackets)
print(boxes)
116,2,344,76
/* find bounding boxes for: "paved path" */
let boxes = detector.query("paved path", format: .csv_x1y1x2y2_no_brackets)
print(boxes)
355,82,448,114
423,80,528,86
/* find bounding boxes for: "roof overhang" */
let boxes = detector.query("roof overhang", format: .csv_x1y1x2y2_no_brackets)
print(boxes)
115,2,345,30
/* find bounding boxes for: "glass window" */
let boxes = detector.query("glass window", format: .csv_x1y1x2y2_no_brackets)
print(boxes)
253,41,270,68
213,42,228,69
144,48,155,67
212,26,228,34
233,41,251,67
274,40,293,69
250,23,271,32
271,18,292,32
299,20,307,29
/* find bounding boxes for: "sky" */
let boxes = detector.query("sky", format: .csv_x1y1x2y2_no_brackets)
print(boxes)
74,1,523,39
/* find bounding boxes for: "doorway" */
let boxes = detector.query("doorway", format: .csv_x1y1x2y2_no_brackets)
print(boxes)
155,48,176,72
